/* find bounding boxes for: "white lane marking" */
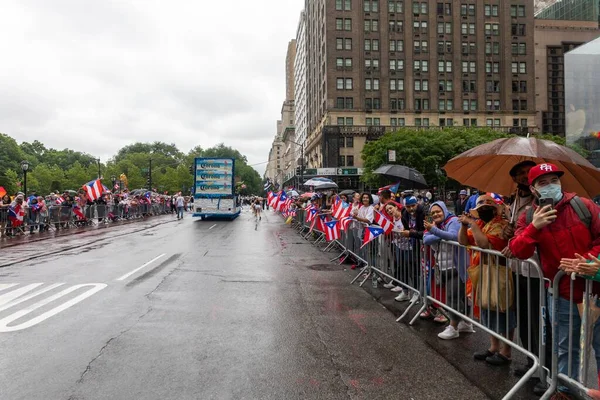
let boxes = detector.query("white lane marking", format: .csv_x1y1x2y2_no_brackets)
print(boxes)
208,224,217,230
0,283,65,312
0,283,20,293
0,283,107,333
116,253,166,281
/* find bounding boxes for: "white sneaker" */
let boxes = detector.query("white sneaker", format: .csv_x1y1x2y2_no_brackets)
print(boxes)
383,282,396,289
457,321,475,333
438,325,459,340
390,286,403,293
410,293,420,303
395,292,410,302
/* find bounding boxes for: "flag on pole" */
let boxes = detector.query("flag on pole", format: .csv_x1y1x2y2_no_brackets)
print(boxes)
361,226,385,248
374,210,394,235
55,196,65,205
317,214,328,232
83,179,103,201
333,201,351,220
8,204,24,227
276,191,288,212
72,204,85,219
340,215,353,231
307,207,318,222
268,192,279,208
324,220,341,242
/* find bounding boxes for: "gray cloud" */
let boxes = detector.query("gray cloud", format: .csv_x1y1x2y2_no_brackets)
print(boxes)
1,0,301,175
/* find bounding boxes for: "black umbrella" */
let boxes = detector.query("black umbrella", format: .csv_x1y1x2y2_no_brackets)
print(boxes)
373,164,428,189
339,189,355,196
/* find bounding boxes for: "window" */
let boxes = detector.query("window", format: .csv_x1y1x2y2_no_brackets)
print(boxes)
390,59,404,71
486,99,500,111
486,80,500,93
460,4,476,16
510,5,526,17
337,117,345,125
390,118,406,126
485,23,499,36
485,42,500,55
345,18,352,30
414,98,430,110
438,60,452,73
437,22,452,34
439,99,453,111
339,155,346,166
364,0,379,12
512,62,526,74
512,24,526,36
336,58,343,68
345,97,353,108
389,20,404,33
413,1,428,14
462,80,476,93
365,117,381,126
336,38,343,50
346,137,354,147
336,97,344,108
437,3,451,15
390,79,404,91
365,78,380,90
439,80,452,92
485,61,500,74
345,38,352,50
346,117,354,126
413,40,428,53
415,118,430,126
390,98,406,110
365,19,379,32
389,1,403,13
484,4,498,16
336,18,344,30
413,21,428,33
345,58,352,67
365,39,371,51
336,0,343,10
461,23,476,35
414,60,428,72
346,155,354,166
337,78,353,90
389,39,404,52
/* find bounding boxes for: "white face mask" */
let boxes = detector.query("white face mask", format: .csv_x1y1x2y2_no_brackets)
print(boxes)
536,183,563,203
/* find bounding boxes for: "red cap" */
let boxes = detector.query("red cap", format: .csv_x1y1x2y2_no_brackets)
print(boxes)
528,163,564,185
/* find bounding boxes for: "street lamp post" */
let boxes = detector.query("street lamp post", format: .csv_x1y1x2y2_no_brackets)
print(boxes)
20,160,29,195
96,158,101,179
111,175,116,192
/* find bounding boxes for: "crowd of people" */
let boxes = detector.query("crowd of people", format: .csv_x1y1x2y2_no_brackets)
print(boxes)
0,189,193,238
275,160,600,400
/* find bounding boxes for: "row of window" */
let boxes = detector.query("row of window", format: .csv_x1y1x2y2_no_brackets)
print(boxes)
335,97,529,112
336,60,527,76
335,1,527,18
337,38,528,55
335,117,528,128
336,78,528,94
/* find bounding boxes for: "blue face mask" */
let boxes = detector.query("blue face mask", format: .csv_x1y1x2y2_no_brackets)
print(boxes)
537,183,563,203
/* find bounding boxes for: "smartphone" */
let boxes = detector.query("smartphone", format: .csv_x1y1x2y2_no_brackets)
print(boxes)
539,198,554,210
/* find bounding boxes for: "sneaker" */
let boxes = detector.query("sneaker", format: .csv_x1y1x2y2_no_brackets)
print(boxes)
383,282,396,289
390,286,403,293
420,308,433,319
438,325,459,340
395,292,410,302
433,312,449,324
457,321,475,333
410,293,420,303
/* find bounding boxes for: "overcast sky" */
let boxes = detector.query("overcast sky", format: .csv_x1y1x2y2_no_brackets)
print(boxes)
1,0,302,176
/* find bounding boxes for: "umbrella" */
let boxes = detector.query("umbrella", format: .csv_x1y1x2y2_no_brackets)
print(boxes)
373,165,428,189
443,137,600,198
299,192,315,198
303,177,338,190
287,190,300,197
64,190,78,197
339,189,355,196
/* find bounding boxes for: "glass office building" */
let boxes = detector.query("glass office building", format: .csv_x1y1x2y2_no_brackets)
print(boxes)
565,37,600,166
536,0,600,22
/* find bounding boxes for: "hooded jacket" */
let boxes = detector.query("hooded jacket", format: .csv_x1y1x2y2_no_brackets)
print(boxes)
509,191,600,302
401,203,425,239
423,201,468,281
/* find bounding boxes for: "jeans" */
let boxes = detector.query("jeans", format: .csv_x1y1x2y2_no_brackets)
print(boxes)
177,206,184,219
549,293,600,393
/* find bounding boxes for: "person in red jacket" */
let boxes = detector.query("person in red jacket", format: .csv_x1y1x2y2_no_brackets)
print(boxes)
509,163,600,399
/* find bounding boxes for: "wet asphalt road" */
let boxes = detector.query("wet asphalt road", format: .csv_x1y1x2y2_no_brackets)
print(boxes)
0,210,495,400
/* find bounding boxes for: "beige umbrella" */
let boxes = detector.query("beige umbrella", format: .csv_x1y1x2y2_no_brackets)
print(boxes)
444,137,600,199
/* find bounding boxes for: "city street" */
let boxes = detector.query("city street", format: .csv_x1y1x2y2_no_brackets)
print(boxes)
0,209,495,400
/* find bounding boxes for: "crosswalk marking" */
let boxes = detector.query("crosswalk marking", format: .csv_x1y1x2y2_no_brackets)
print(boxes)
0,283,107,333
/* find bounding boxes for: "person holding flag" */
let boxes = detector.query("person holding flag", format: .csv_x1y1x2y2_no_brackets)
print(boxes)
384,201,411,297
0,193,12,238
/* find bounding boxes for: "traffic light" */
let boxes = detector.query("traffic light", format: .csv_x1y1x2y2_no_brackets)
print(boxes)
189,165,193,174
295,166,301,176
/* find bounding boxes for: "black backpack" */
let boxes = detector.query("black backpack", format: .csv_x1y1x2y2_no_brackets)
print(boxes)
525,196,591,228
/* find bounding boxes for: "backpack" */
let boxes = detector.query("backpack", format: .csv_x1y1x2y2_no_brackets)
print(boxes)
525,196,591,228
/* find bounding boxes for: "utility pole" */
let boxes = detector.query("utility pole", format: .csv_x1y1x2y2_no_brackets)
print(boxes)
97,158,101,179
148,158,153,191
300,144,304,187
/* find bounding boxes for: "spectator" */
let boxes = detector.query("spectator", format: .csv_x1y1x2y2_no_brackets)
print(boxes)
176,192,185,220
394,196,425,302
455,190,468,215
464,189,479,215
511,163,600,398
459,193,514,366
424,201,473,338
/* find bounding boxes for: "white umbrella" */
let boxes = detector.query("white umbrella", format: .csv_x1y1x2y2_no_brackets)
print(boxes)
303,177,338,189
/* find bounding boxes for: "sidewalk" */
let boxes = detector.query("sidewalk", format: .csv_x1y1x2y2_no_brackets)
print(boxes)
0,214,178,250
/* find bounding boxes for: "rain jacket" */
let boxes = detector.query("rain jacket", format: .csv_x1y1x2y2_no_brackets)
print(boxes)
423,201,468,281
509,191,600,302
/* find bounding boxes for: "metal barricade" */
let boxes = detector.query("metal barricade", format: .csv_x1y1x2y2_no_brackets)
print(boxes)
541,271,600,399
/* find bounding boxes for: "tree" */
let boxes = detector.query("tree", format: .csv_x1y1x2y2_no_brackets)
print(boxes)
0,134,26,191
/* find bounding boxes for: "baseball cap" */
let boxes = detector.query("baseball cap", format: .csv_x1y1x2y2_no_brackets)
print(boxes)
509,160,537,177
459,190,467,195
470,194,500,218
528,163,564,185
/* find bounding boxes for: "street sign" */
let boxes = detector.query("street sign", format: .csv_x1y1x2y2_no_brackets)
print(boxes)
388,150,396,162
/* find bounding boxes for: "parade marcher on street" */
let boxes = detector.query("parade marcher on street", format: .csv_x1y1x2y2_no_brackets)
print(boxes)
176,193,185,220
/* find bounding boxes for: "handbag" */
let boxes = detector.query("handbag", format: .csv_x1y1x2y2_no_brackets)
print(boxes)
467,259,514,313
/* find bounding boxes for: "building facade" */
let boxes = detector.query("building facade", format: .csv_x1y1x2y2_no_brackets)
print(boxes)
297,0,537,170
534,19,600,135
294,11,309,170
535,0,600,21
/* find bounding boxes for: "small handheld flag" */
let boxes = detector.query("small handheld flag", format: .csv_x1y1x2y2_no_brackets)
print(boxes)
361,226,385,248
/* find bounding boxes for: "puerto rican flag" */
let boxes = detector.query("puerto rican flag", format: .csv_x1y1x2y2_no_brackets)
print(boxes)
269,191,280,208
84,179,103,201
72,204,85,219
361,226,385,248
267,191,275,205
317,214,328,232
333,200,351,220
306,207,318,222
340,215,353,231
276,191,288,212
309,212,319,233
55,196,65,205
8,204,24,227
374,210,394,235
487,192,504,204
324,219,341,242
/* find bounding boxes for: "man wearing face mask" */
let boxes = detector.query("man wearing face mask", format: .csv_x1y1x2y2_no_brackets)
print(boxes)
510,163,600,399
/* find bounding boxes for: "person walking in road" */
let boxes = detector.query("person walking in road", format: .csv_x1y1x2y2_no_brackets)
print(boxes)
253,199,262,220
176,193,185,220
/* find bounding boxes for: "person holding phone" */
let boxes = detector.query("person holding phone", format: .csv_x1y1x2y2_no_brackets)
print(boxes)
510,163,600,398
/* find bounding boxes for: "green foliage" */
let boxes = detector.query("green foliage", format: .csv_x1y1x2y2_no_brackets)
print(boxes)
361,127,513,187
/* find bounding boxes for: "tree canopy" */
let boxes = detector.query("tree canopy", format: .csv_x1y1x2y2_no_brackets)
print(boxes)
361,127,573,189
0,134,263,196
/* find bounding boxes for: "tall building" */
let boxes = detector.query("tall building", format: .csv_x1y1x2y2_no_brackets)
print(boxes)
296,0,536,170
535,0,600,22
294,11,308,169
